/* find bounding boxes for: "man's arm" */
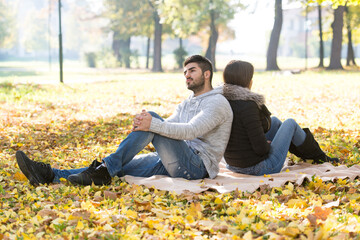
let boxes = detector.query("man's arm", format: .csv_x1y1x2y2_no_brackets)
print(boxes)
134,97,231,140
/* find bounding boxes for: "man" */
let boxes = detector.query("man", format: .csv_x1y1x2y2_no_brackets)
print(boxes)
16,55,233,186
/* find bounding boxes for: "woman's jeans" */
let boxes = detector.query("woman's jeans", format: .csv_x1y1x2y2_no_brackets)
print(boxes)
52,112,208,182
227,116,306,176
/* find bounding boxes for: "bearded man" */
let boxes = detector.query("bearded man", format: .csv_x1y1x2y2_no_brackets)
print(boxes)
16,55,233,186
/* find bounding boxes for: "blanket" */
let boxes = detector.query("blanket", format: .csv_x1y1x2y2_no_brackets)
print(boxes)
123,161,360,194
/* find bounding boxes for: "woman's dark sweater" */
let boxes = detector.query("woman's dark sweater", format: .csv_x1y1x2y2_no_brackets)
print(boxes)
223,84,272,168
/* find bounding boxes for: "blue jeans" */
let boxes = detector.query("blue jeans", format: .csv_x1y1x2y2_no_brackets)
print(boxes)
52,112,208,182
227,116,306,176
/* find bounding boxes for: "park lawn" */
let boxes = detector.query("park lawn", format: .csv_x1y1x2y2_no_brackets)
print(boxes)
0,70,360,239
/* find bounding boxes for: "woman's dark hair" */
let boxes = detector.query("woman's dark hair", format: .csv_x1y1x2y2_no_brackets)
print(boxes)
223,60,254,88
184,55,213,83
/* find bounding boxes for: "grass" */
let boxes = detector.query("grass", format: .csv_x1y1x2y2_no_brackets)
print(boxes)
0,62,360,239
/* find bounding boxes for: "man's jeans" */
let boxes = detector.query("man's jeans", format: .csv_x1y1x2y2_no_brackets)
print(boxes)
52,112,208,182
227,116,306,176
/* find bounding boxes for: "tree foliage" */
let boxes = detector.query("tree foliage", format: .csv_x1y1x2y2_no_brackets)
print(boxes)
306,0,360,70
159,0,200,39
159,0,243,70
103,0,153,67
0,0,14,48
23,16,48,52
104,0,153,39
308,0,360,7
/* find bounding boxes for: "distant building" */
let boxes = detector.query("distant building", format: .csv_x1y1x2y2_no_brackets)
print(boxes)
280,5,359,59
279,6,331,58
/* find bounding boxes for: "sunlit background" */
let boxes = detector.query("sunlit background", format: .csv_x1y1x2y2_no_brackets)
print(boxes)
0,0,359,72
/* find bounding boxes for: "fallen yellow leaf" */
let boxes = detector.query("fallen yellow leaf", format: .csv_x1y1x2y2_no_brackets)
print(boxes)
14,172,27,181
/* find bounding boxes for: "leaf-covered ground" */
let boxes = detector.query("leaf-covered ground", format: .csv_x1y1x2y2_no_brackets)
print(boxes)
1,70,360,239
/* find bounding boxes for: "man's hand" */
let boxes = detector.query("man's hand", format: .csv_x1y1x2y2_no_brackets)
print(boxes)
132,109,152,131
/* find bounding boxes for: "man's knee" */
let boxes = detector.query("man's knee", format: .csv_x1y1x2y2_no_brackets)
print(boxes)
148,111,162,120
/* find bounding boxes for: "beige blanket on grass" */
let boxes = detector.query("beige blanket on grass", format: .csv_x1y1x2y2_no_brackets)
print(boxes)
123,161,360,194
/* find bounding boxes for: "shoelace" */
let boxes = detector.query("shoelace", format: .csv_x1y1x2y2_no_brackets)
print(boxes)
34,161,50,169
82,167,96,175
80,162,100,176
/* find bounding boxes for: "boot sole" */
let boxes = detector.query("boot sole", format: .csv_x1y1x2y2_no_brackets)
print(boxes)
16,151,40,186
68,174,96,186
67,176,90,186
68,175,111,186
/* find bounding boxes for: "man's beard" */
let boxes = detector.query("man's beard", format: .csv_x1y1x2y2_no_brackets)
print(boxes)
187,75,205,93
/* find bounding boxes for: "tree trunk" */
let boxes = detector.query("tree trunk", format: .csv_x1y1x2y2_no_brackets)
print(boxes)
121,37,131,68
153,11,162,72
318,4,324,68
345,6,356,66
205,9,218,72
327,6,345,70
112,32,131,68
146,37,150,69
346,27,356,66
266,0,282,71
305,6,308,70
112,31,121,62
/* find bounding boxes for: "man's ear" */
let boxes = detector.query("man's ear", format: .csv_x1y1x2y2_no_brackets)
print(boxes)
204,70,211,80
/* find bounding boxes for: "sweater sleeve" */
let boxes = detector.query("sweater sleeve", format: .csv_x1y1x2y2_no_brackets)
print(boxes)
241,101,270,156
149,97,230,140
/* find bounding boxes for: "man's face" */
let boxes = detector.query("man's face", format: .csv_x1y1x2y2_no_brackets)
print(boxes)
183,62,205,93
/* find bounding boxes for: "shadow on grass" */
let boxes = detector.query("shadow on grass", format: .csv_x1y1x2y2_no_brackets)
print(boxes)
0,82,44,96
0,68,39,77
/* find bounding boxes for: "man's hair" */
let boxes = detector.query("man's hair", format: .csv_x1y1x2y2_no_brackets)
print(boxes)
184,55,213,83
223,60,254,88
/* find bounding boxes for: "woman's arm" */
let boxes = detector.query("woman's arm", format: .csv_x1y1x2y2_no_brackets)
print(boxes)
241,102,270,156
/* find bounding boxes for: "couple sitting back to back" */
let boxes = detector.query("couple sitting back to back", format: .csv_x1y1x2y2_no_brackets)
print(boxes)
16,55,338,186
222,60,338,176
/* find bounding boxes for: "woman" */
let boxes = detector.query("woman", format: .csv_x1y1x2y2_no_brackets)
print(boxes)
222,60,338,176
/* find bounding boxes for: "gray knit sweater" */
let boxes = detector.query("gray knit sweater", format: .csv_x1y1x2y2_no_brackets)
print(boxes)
149,88,233,179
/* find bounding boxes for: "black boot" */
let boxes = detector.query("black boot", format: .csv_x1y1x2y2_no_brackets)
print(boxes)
16,151,55,186
68,160,111,186
289,128,339,164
